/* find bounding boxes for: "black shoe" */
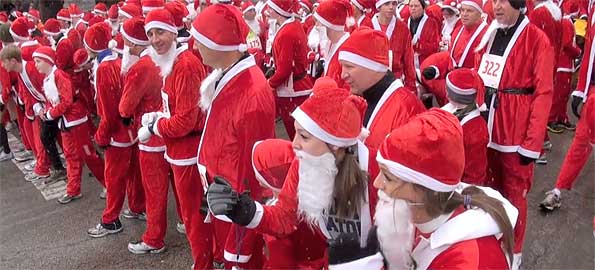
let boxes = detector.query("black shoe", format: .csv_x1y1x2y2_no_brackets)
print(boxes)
87,219,123,238
546,122,564,134
557,121,576,131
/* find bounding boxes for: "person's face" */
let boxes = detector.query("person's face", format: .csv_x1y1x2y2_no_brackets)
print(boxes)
292,121,332,157
33,58,52,74
1,58,19,72
340,60,384,95
123,37,143,55
441,8,456,19
493,0,519,25
459,4,482,26
409,0,424,19
193,40,217,67
147,28,176,55
373,165,422,204
244,9,257,20
379,1,398,18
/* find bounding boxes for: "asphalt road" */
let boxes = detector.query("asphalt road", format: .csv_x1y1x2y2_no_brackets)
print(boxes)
0,121,593,270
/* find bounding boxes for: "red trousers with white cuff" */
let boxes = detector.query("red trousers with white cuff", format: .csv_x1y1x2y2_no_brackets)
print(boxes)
101,146,145,224
213,218,265,269
554,92,595,190
62,122,106,196
487,150,534,254
170,164,214,270
139,150,173,249
548,71,573,123
276,96,308,140
15,105,32,151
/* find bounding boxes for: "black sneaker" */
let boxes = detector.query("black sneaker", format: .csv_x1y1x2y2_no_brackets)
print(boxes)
557,121,576,131
546,122,564,134
87,220,123,238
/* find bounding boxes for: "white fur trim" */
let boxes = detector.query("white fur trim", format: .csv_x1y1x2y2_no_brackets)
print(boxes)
32,51,54,65
121,29,150,46
329,252,384,270
143,6,163,13
445,76,476,95
313,12,346,31
57,15,71,22
190,27,243,51
351,0,365,11
108,39,118,49
9,28,29,41
376,152,460,192
376,0,398,9
223,250,252,263
118,9,134,19
338,51,389,72
460,0,483,12
291,107,359,147
246,201,264,229
267,1,293,17
145,21,178,34
535,0,562,21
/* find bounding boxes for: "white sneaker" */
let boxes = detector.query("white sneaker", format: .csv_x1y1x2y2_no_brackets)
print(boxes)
128,241,166,254
24,160,37,171
14,150,33,162
0,151,13,162
99,188,107,199
176,222,186,234
24,172,50,182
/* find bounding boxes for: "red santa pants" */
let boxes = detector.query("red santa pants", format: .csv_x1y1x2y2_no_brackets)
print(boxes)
222,223,265,269
170,164,213,270
101,146,144,223
276,96,308,140
554,100,595,190
62,122,105,196
263,234,297,269
139,150,171,248
28,118,51,175
548,71,573,123
487,150,534,254
15,106,32,150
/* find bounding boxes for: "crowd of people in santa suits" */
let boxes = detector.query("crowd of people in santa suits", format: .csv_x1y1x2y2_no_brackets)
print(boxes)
0,0,593,269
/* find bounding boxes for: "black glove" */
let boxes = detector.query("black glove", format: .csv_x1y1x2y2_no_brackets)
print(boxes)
571,95,583,118
328,226,382,266
518,153,535,166
121,117,132,126
199,194,209,216
265,67,276,79
314,60,325,79
422,67,437,80
206,176,257,226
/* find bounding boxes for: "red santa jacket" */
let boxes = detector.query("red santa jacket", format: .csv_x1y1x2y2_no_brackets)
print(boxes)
409,14,441,70
370,15,417,90
476,16,554,159
324,33,350,90
119,51,166,152
19,40,40,62
301,14,316,37
559,0,581,16
94,52,135,147
557,16,581,72
355,14,372,29
574,19,594,101
0,65,11,105
55,37,76,71
155,47,205,165
449,21,488,69
43,66,88,128
17,61,46,120
529,0,563,66
269,18,314,97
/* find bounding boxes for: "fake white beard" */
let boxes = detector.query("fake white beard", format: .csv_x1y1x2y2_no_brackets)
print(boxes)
375,190,415,270
475,20,512,52
148,42,177,78
199,69,224,112
246,19,261,36
295,150,338,227
121,45,140,75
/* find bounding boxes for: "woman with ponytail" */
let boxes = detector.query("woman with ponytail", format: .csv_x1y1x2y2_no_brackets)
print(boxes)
205,77,376,269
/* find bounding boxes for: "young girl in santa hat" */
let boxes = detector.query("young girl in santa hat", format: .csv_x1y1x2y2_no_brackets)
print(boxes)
206,76,376,269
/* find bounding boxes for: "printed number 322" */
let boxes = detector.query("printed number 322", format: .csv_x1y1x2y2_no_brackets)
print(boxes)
481,61,501,77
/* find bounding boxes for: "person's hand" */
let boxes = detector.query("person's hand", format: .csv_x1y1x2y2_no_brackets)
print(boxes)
206,176,256,226
141,112,157,127
137,126,152,143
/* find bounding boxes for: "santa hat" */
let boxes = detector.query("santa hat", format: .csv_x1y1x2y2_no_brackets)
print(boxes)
119,4,143,19
445,68,479,105
26,8,40,21
252,139,295,193
242,1,256,13
89,15,106,26
122,17,150,46
314,0,355,30
338,27,389,72
69,4,83,18
20,40,40,62
165,1,189,29
94,3,109,15
9,17,30,41
145,9,178,34
57,9,72,22
127,0,142,5
376,109,464,192
299,0,313,13
352,0,376,12
142,0,166,13
84,22,115,53
108,5,119,22
32,46,55,65
267,0,297,18
112,33,125,54
0,13,8,24
43,19,62,36
190,4,250,52
375,0,398,9
73,48,91,71
459,0,483,12
291,77,367,147
80,12,93,25
440,0,460,14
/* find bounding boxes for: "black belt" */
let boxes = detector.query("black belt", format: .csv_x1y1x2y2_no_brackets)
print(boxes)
293,72,306,81
485,87,534,110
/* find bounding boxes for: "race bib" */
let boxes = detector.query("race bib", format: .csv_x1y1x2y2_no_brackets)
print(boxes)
160,91,171,118
478,53,506,89
246,31,262,50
